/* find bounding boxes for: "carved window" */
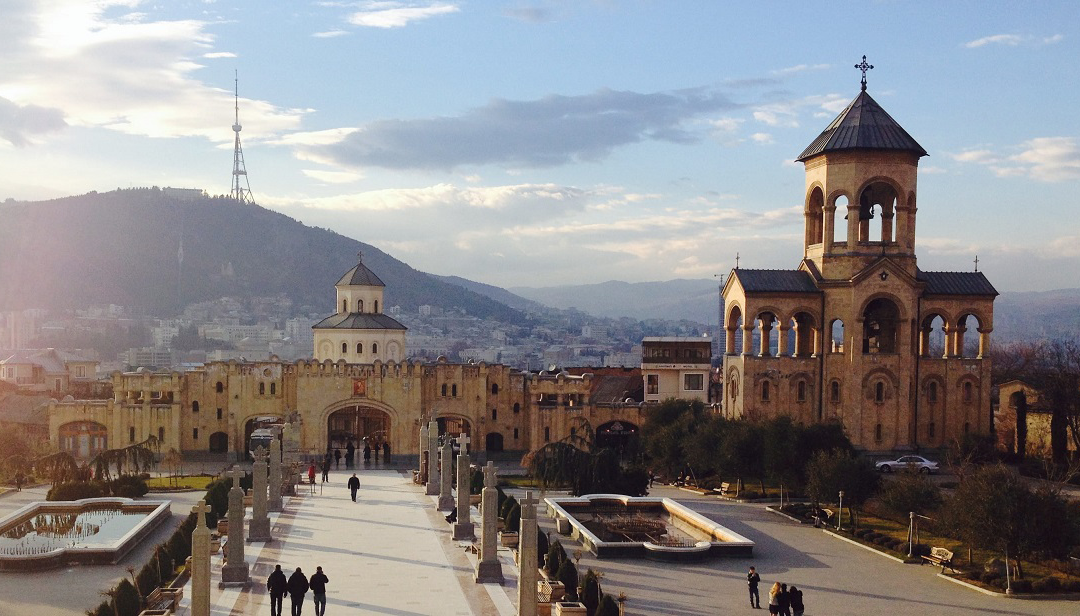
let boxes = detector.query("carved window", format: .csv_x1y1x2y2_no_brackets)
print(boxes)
761,381,770,402
796,381,807,402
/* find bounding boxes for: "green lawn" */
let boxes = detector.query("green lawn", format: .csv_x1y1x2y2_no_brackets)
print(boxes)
146,475,216,490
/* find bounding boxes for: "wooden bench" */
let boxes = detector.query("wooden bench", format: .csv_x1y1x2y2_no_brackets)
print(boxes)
820,508,835,522
712,482,732,496
921,547,959,573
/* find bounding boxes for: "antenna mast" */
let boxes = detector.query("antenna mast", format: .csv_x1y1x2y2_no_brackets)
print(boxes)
231,71,255,204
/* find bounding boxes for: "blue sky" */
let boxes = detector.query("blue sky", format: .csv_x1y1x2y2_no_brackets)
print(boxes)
1,1,1078,293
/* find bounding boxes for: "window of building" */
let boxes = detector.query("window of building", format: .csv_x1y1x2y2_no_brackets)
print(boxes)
513,428,519,439
928,422,935,439
158,427,165,442
372,343,378,354
761,381,770,402
963,382,973,403
513,402,520,414
491,408,497,421
796,381,806,402
129,427,135,443
193,427,199,440
357,342,363,354
544,426,550,441
193,401,200,413
492,383,499,395
358,299,364,312
270,382,276,395
75,366,85,378
217,408,223,420
451,384,457,397
646,374,659,395
374,300,379,313
570,427,577,437
684,373,704,391
441,384,448,396
964,421,970,434
341,342,347,354
259,382,265,395
875,423,883,442
929,381,938,403
830,381,840,403
216,381,224,393
342,299,347,313
875,382,885,403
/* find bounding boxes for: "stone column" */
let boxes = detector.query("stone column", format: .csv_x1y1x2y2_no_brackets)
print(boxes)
777,325,790,357
759,319,772,357
220,469,250,586
847,203,860,249
741,326,754,356
248,447,271,542
453,452,474,540
419,422,429,483
438,439,455,510
475,462,504,584
823,203,836,248
269,438,283,513
426,420,440,496
190,500,211,616
978,328,990,359
516,491,538,616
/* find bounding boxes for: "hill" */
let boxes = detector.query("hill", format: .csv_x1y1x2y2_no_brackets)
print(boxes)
0,188,523,321
510,279,720,323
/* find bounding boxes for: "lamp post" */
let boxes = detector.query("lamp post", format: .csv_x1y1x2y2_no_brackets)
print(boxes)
907,511,915,558
837,490,845,531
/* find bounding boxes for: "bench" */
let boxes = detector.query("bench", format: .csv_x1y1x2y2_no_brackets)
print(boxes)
712,482,732,496
921,547,959,573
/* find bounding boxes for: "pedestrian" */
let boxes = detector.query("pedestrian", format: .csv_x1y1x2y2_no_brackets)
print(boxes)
778,583,790,616
345,441,355,469
14,471,24,491
348,473,360,502
288,567,309,616
383,441,390,463
309,566,329,616
266,564,288,616
321,457,330,483
789,585,804,616
767,582,781,615
307,463,316,485
363,444,371,463
334,448,341,469
746,566,761,609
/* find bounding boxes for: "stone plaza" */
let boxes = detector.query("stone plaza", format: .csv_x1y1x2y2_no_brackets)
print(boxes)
0,468,1075,616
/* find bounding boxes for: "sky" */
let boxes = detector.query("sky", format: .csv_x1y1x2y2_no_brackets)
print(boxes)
1,1,1078,293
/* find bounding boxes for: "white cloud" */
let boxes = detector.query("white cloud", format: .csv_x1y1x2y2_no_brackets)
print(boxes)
951,149,999,164
951,138,1080,182
346,2,459,28
750,132,774,144
964,34,1023,48
203,51,236,58
772,63,830,76
1043,34,1064,44
0,96,66,146
313,30,349,38
301,169,363,184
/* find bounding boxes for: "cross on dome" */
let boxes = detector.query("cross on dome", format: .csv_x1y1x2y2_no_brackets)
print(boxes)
855,55,874,91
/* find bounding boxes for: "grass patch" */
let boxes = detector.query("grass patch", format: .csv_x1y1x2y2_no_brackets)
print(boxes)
146,475,216,490
499,476,560,489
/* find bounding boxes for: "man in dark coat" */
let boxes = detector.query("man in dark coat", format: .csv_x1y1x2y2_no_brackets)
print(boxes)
747,566,761,609
321,456,331,483
333,448,341,469
778,583,790,616
266,564,288,616
347,473,360,502
309,566,329,616
287,567,309,616
345,442,355,469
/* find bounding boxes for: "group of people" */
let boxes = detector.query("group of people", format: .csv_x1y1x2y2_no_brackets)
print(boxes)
267,564,330,616
747,566,805,616
332,440,392,469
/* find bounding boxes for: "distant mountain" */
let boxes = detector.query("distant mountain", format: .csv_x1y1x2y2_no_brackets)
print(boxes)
0,188,523,321
434,275,549,313
511,279,721,323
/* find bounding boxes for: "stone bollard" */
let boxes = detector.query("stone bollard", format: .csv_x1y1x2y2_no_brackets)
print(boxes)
190,500,211,616
453,452,475,540
475,461,504,584
220,469,251,587
269,438,283,513
438,439,455,511
517,491,539,616
248,446,271,542
426,420,440,496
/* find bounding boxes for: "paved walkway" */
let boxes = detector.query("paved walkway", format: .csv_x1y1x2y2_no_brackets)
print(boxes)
176,469,518,616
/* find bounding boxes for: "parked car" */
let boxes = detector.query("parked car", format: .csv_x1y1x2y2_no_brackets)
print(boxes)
875,455,939,474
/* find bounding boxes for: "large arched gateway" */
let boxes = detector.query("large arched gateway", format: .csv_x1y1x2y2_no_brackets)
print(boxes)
328,405,391,451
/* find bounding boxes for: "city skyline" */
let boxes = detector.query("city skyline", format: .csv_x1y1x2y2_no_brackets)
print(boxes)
1,1,1078,293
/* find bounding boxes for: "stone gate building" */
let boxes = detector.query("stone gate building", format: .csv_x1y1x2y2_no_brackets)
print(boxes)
721,72,997,452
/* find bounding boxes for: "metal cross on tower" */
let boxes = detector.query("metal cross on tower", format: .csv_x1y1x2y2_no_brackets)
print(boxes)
855,55,874,91
230,71,255,204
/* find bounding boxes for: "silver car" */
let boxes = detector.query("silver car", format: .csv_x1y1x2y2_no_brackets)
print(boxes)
876,455,939,474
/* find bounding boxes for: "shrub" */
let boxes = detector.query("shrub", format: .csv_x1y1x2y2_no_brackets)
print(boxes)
1040,577,1062,592
546,540,566,576
113,578,141,616
500,495,518,521
166,528,190,563
1011,579,1032,593
89,600,112,616
912,543,931,557
205,479,231,519
109,475,149,498
47,480,106,501
579,569,601,615
156,547,174,584
536,531,549,568
504,504,521,533
1065,579,1080,592
136,559,160,598
471,469,484,495
556,559,579,601
878,471,943,518
596,595,620,616
981,571,1000,584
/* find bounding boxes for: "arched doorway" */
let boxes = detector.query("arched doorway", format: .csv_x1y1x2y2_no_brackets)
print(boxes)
58,421,108,459
595,420,640,458
435,416,472,442
485,432,504,453
208,432,229,453
328,406,391,452
244,416,283,456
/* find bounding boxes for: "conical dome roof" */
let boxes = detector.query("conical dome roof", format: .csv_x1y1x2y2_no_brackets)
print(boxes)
796,90,927,162
336,254,385,287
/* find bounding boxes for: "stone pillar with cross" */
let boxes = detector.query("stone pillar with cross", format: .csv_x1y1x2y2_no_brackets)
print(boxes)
453,450,474,540
269,438,283,513
426,420,440,496
438,438,455,510
220,468,250,586
516,490,539,616
475,461,504,584
419,422,429,483
190,500,211,616
457,432,471,455
248,446,271,542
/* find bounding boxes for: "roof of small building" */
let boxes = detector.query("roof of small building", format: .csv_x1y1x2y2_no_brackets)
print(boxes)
916,270,999,296
312,313,407,331
336,257,386,287
796,90,928,162
0,393,50,426
732,269,821,294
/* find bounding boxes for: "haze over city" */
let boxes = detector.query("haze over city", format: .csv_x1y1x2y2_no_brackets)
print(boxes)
1,1,1078,292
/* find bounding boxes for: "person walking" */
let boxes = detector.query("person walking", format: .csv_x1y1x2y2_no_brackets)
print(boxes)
307,463,316,485
287,567,309,616
788,585,804,616
347,473,360,502
309,566,329,616
321,456,330,483
267,564,288,616
345,442,355,469
334,448,341,469
746,566,761,609
382,441,390,463
778,583,790,616
767,582,781,615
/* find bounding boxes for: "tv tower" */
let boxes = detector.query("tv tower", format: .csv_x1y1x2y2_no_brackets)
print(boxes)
230,71,255,204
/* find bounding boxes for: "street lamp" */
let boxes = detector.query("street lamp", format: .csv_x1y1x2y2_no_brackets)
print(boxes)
837,490,845,531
